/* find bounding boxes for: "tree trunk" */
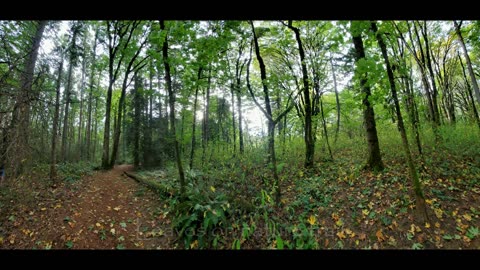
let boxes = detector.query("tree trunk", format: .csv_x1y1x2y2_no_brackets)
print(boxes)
248,21,294,205
110,70,129,167
458,52,480,128
85,27,98,161
49,57,64,183
10,20,47,177
231,83,236,156
202,66,211,166
102,21,139,169
421,21,441,127
133,72,141,169
61,23,79,163
372,21,428,223
78,33,88,160
330,56,341,143
454,21,480,105
351,22,384,171
286,21,314,168
320,95,333,160
160,20,186,198
189,67,202,169
237,86,244,154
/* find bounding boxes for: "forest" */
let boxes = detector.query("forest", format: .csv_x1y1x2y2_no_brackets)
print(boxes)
0,20,479,249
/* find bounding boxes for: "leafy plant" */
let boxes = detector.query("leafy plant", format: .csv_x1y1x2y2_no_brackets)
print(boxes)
466,226,479,240
170,181,231,249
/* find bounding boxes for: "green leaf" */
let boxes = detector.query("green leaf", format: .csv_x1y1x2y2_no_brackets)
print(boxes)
412,243,423,250
116,244,125,250
232,239,241,250
120,222,127,228
466,226,479,239
276,236,284,250
65,241,73,249
442,234,453,240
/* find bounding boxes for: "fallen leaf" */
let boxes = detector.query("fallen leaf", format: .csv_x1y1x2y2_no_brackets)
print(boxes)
337,231,346,240
41,208,47,211
335,219,344,227
190,240,198,249
307,215,316,226
210,186,216,192
110,228,116,235
358,233,366,241
376,229,386,242
113,207,121,211
95,223,101,227
435,222,440,228
463,213,472,221
425,223,431,229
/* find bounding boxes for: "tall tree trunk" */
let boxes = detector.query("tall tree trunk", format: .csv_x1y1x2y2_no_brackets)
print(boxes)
230,83,236,156
319,95,333,160
237,86,244,154
189,67,202,169
458,52,480,128
421,21,441,126
78,33,88,160
85,27,98,161
247,21,294,205
110,36,148,167
372,22,428,223
160,20,186,198
133,72,141,169
102,21,139,169
110,72,129,167
286,21,314,168
351,22,384,171
93,95,99,162
330,56,341,143
454,21,480,105
404,74,423,155
62,24,79,163
202,66,211,166
49,57,64,183
10,20,47,177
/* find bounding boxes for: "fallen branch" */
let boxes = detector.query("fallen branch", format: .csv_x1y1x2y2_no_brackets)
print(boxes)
123,171,171,198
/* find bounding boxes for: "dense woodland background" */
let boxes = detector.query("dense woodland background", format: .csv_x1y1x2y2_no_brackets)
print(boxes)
1,20,480,249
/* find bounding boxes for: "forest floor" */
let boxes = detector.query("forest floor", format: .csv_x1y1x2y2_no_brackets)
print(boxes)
0,165,175,249
1,127,480,250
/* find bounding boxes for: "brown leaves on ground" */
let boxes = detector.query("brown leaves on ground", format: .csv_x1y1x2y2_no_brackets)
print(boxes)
0,165,174,249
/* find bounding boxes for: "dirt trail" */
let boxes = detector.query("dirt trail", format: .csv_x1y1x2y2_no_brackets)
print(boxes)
0,165,174,249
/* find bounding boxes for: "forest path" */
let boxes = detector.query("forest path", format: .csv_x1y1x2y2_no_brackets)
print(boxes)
0,165,174,249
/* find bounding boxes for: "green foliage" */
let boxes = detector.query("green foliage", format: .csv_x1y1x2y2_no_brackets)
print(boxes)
170,181,231,249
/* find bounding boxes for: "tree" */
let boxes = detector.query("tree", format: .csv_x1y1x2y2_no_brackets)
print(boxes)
49,44,65,183
9,20,47,177
85,24,99,161
61,21,83,163
372,21,428,223
110,21,150,167
454,21,480,106
102,20,139,169
350,21,384,171
247,21,295,205
160,20,186,199
285,20,315,168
